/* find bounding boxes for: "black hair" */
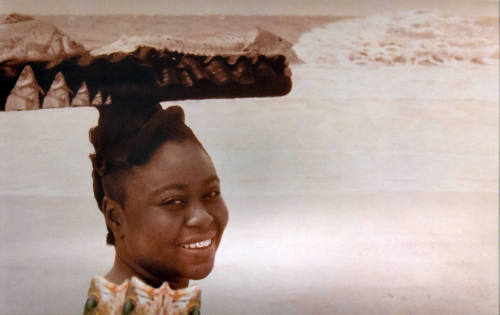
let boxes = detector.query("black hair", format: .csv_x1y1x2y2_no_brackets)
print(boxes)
89,101,202,245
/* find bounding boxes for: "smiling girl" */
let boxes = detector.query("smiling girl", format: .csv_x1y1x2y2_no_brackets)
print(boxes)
89,101,228,290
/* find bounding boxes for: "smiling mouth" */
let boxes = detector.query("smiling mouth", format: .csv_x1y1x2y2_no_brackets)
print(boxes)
180,238,212,249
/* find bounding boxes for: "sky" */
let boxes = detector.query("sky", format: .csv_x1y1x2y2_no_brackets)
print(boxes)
0,0,497,16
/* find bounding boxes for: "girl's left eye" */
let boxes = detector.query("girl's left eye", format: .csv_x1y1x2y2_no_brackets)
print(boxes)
205,190,220,199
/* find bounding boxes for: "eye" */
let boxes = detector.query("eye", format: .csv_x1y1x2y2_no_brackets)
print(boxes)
205,190,220,199
161,198,185,206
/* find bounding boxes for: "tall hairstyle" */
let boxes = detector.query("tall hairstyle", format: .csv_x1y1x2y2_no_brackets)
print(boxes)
89,101,203,245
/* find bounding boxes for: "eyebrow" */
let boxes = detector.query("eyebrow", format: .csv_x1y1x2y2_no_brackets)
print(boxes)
153,183,187,195
152,175,220,195
203,175,220,186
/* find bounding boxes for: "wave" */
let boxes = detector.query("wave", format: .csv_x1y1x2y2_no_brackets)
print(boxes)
295,10,499,66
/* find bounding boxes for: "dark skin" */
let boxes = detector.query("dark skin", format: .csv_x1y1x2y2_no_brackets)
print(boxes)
102,140,229,289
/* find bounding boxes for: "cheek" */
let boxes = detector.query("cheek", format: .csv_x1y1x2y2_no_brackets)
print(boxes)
213,202,229,230
126,209,184,245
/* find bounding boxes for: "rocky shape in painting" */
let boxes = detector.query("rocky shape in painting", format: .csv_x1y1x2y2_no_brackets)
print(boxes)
2,13,35,24
0,14,294,111
42,72,72,109
71,81,90,107
91,27,300,64
5,64,43,111
0,13,85,63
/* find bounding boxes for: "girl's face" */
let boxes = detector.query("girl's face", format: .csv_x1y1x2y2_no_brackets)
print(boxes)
115,140,228,285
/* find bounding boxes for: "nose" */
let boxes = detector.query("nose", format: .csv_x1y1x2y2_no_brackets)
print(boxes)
185,201,214,228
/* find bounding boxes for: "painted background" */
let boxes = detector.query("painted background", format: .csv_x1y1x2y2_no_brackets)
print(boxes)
0,1,498,314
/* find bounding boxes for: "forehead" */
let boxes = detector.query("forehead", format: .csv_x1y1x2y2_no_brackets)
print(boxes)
124,140,217,193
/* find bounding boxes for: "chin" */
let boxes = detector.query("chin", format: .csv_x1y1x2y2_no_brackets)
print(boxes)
189,272,210,280
184,262,215,280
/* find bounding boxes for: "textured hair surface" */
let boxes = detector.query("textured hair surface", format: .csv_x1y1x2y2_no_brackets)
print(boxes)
89,102,201,244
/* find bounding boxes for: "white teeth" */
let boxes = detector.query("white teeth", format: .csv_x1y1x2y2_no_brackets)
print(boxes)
91,90,103,106
42,72,71,109
71,82,90,107
182,239,212,249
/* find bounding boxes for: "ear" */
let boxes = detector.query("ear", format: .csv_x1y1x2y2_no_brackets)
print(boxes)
102,196,125,240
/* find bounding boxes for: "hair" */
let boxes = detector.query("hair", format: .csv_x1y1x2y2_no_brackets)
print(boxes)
89,101,203,245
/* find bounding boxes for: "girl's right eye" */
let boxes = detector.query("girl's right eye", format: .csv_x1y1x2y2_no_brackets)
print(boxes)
162,198,184,206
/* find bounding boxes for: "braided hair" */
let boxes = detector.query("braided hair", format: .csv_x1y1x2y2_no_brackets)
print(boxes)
89,101,203,245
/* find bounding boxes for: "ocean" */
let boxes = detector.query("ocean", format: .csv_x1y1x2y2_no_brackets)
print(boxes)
0,10,498,314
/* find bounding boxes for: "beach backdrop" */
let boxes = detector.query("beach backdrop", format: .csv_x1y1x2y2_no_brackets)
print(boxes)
0,5,498,315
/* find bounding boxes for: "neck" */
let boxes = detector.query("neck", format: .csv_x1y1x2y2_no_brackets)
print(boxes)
106,254,189,289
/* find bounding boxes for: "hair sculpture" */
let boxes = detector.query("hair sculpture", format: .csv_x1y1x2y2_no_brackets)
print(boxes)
89,102,202,244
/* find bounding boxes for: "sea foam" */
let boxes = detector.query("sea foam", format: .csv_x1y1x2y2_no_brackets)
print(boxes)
294,10,499,67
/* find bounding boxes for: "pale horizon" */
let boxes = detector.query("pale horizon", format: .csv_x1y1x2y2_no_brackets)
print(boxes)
0,0,498,16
